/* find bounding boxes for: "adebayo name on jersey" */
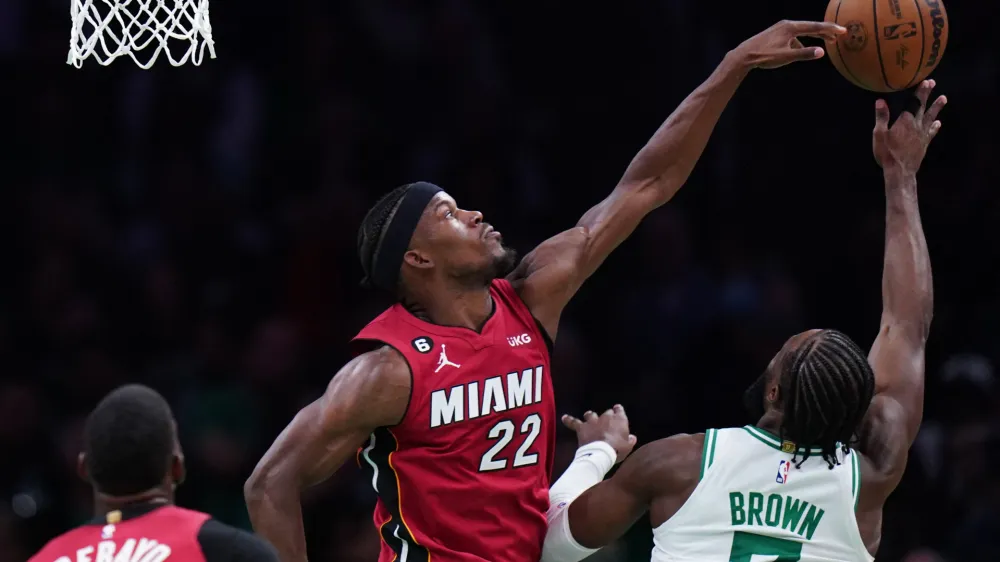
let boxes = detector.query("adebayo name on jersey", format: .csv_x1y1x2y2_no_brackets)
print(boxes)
430,366,545,428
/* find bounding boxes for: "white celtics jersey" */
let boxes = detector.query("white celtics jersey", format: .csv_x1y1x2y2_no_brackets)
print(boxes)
650,426,874,562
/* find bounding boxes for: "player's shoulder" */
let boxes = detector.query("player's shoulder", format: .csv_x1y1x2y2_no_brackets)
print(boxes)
197,519,278,562
338,345,411,389
622,433,704,494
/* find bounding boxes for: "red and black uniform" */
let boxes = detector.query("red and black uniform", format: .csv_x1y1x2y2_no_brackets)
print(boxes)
354,279,556,562
28,502,277,562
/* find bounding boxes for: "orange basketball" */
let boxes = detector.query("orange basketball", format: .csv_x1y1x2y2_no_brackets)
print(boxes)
824,0,948,92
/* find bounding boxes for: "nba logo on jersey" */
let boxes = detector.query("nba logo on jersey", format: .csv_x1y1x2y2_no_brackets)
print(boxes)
101,524,115,539
776,460,790,484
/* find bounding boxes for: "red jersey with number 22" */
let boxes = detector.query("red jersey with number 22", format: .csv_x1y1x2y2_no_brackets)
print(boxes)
353,278,556,562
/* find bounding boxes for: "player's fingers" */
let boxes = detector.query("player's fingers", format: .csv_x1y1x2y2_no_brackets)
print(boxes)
874,99,890,132
786,21,846,39
912,79,935,118
628,434,638,446
786,47,825,62
562,414,582,431
929,120,942,138
789,37,804,50
924,95,947,125
583,410,598,421
613,404,626,418
602,408,614,418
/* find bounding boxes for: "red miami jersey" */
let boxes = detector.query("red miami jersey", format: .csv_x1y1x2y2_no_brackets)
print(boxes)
353,278,556,562
29,505,210,562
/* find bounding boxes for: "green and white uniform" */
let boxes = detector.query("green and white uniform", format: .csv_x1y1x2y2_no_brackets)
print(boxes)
650,426,874,562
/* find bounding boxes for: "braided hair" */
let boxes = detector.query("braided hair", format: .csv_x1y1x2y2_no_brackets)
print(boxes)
357,185,410,293
779,330,876,469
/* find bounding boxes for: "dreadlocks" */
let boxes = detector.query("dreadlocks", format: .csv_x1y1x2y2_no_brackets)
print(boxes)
779,330,876,469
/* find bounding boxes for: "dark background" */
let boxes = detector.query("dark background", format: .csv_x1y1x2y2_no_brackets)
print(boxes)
3,1,998,561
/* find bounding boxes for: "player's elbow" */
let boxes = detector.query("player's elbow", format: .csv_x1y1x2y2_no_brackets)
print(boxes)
880,310,933,344
244,462,286,508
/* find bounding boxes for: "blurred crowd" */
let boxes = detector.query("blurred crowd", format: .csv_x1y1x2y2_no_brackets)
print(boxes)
2,1,999,561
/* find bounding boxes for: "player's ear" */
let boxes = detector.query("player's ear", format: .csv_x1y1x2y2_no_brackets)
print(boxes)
403,249,434,270
77,452,90,483
767,383,781,404
171,453,186,488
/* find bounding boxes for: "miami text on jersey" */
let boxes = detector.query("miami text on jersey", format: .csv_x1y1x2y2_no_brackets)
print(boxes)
430,365,544,428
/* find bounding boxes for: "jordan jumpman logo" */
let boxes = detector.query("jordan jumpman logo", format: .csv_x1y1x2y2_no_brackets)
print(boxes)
435,344,461,373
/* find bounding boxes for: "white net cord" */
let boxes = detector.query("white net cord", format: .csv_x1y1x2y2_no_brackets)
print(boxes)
68,0,216,69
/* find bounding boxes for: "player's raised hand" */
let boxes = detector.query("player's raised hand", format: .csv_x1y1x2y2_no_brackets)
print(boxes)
874,79,947,174
733,20,847,69
562,405,638,464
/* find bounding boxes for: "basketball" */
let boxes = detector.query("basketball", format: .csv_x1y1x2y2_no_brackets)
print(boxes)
823,0,948,92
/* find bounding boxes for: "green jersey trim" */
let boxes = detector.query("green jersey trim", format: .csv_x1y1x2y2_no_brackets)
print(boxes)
851,449,861,511
699,428,718,481
742,425,825,455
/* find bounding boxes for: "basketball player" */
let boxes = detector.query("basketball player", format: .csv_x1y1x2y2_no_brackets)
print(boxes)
539,80,946,562
244,19,848,562
29,384,277,562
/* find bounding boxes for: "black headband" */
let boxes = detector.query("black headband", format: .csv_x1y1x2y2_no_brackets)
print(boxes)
369,182,443,293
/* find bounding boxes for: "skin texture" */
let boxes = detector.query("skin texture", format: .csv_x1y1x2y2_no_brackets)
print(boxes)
244,19,849,562
559,80,945,559
78,421,186,517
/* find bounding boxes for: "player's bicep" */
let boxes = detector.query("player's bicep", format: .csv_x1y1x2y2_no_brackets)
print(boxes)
867,321,926,444
573,179,662,281
512,181,661,337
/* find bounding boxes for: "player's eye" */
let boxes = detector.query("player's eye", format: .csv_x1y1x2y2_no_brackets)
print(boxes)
445,211,454,219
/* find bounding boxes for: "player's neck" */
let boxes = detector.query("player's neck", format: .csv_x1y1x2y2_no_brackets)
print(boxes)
755,411,783,437
406,284,494,332
94,487,173,516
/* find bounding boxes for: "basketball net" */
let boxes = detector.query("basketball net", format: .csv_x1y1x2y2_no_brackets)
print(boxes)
67,0,216,69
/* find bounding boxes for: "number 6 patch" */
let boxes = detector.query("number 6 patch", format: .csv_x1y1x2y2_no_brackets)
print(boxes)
411,336,434,354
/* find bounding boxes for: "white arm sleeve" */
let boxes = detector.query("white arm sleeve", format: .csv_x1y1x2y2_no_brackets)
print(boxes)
541,442,617,562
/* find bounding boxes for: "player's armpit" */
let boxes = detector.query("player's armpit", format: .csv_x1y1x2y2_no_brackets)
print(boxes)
244,346,411,561
509,182,669,339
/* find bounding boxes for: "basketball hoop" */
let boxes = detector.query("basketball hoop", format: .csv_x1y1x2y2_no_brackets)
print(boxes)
67,0,216,69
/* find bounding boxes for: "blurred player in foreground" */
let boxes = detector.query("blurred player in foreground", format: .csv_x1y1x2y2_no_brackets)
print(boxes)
539,81,946,562
245,19,847,562
29,384,277,562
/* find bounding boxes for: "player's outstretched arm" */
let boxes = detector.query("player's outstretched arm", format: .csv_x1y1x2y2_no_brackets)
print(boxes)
244,347,410,562
542,433,702,562
860,80,945,486
510,20,847,339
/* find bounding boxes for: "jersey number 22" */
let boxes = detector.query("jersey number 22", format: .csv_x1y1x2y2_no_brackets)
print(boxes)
479,414,541,472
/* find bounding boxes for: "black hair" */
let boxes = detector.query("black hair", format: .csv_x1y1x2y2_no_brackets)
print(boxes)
357,184,410,293
779,330,876,469
84,384,176,496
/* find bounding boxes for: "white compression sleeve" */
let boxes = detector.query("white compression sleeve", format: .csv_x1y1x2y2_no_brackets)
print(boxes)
541,441,617,562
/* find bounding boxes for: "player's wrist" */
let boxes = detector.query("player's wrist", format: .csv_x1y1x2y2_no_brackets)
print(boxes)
574,441,617,476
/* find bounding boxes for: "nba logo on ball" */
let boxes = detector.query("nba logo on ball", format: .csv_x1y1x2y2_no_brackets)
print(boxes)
776,460,790,484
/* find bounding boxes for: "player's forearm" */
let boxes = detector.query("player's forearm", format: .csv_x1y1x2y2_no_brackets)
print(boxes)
618,50,751,199
880,169,933,339
245,478,310,562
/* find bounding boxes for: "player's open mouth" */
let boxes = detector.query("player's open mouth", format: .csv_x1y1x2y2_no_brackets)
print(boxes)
484,225,501,240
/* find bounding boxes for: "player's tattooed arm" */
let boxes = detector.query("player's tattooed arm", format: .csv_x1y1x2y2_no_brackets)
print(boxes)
560,433,701,551
510,21,846,340
244,346,410,562
860,80,945,484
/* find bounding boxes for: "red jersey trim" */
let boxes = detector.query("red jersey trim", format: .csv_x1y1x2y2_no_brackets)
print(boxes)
361,427,431,562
